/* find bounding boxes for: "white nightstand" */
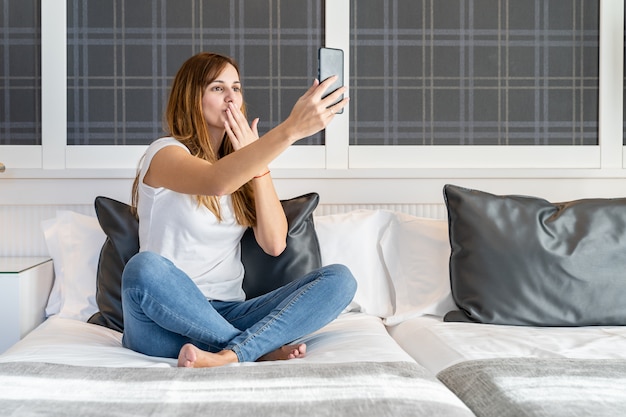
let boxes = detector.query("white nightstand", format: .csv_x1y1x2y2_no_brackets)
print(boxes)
0,257,54,353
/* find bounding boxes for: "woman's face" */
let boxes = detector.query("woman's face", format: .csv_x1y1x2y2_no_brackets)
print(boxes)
201,63,243,136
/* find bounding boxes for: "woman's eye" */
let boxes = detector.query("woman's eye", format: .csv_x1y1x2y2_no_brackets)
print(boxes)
233,87,241,92
212,86,223,92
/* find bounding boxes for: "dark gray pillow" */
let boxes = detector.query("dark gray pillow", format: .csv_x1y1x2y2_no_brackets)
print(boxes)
88,196,139,332
88,193,321,331
241,192,321,299
443,184,626,326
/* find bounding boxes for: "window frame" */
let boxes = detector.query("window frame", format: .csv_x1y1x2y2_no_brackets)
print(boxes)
346,0,623,170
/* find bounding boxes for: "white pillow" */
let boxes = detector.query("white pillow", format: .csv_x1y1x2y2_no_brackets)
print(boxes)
381,212,456,325
314,210,396,318
41,211,106,321
41,217,64,317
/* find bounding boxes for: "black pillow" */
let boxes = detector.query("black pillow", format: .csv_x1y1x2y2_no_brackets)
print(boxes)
88,196,139,332
88,192,322,331
443,184,626,326
241,192,321,299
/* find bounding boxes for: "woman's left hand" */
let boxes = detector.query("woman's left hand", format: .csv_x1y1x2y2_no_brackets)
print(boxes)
224,102,260,151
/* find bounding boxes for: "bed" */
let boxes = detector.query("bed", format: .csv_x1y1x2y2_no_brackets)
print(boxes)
389,316,626,417
0,195,474,417
3,184,626,416
0,314,473,416
387,185,626,417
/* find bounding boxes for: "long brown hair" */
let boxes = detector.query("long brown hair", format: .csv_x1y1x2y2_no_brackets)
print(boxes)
131,52,256,227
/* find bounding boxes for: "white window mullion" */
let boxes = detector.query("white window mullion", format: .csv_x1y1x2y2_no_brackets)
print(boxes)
599,0,624,168
324,0,350,169
41,0,67,169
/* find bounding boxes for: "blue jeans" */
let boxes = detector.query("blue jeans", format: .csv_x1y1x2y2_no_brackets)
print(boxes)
121,251,357,362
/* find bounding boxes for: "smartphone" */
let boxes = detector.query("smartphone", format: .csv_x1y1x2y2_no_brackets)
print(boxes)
318,47,344,114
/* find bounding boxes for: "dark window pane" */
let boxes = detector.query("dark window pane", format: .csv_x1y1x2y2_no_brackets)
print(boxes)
67,0,323,146
350,0,599,146
0,0,41,146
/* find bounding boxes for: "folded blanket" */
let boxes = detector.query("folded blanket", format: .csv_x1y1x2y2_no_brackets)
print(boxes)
0,361,473,417
438,358,626,417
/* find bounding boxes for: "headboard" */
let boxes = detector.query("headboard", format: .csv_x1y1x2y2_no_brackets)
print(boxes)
0,203,447,257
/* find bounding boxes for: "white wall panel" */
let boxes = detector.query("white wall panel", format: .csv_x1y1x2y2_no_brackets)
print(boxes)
0,201,446,257
0,205,93,257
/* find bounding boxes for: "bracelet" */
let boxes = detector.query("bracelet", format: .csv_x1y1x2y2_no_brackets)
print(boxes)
253,170,270,179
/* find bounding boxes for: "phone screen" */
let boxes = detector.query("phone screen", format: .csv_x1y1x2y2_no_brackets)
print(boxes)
318,47,344,114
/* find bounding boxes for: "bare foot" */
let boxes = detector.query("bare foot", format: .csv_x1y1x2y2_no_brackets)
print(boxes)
177,344,238,368
257,343,307,362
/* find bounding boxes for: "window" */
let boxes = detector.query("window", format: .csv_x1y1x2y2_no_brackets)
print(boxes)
0,0,40,146
2,0,624,173
350,0,599,147
67,0,324,147
347,0,608,170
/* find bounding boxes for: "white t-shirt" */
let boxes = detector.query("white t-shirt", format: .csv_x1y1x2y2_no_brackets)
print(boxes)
137,137,247,301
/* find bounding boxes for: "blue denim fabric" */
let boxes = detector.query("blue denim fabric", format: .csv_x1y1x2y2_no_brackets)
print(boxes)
121,251,356,362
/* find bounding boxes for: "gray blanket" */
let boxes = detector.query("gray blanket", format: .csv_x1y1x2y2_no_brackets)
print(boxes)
438,358,626,417
0,361,473,417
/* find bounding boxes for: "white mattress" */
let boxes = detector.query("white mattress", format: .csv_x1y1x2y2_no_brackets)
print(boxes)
387,315,626,374
0,312,415,368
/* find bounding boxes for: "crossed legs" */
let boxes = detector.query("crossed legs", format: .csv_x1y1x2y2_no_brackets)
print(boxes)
121,251,356,368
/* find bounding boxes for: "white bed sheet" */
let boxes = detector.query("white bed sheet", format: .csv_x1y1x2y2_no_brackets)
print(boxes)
0,312,414,368
388,315,626,374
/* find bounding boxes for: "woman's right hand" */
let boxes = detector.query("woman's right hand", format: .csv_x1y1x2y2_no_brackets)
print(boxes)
282,76,348,143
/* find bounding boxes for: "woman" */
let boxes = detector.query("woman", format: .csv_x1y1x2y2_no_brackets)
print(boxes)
121,52,356,368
